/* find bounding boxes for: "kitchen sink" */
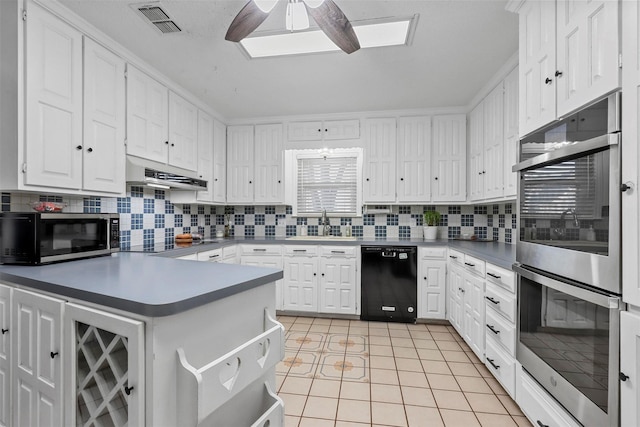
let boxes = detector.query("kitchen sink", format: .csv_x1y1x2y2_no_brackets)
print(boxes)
286,236,357,241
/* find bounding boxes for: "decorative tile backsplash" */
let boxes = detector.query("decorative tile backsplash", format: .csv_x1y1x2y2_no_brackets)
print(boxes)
1,189,518,247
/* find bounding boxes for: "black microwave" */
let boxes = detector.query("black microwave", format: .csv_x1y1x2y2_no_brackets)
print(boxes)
0,213,120,265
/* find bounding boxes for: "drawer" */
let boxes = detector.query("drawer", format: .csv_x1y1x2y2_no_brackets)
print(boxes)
448,249,464,265
486,263,515,294
284,245,318,256
485,282,516,323
485,307,516,355
197,248,223,262
239,244,283,256
419,247,447,260
463,253,485,277
517,366,582,427
485,339,515,397
320,246,357,258
222,245,237,258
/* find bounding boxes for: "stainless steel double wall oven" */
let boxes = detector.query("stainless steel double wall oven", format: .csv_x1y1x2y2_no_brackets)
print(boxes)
513,92,622,427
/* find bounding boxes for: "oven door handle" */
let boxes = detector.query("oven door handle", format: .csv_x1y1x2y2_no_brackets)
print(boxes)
513,133,619,172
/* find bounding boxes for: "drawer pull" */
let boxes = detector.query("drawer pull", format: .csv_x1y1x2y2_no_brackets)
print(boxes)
486,357,500,370
620,372,630,382
331,250,345,254
486,296,500,305
209,254,220,258
486,324,500,335
1,328,7,334
50,351,59,359
464,262,475,267
293,249,307,253
487,272,501,279
449,255,458,259
125,385,134,396
253,248,267,252
458,287,465,293
536,421,549,427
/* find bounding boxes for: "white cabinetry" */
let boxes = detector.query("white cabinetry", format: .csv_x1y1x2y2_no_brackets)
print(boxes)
64,303,144,427
282,246,318,312
514,0,620,137
432,114,467,202
288,119,360,141
318,247,357,315
239,245,284,310
483,84,505,200
12,288,64,427
212,121,227,203
417,247,446,320
396,116,431,203
167,92,197,171
226,125,254,204
0,285,10,427
447,257,465,332
468,103,485,201
363,118,397,203
503,67,519,198
621,311,640,427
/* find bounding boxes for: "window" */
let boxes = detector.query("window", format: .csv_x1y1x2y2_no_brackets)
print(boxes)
288,149,363,216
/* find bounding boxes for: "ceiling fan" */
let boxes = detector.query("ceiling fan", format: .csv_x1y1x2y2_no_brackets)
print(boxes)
225,0,360,54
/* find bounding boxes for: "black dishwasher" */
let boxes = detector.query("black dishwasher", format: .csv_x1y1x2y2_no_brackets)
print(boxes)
361,246,417,323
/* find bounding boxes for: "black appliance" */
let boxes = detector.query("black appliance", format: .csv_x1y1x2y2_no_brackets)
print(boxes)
361,246,417,323
0,213,120,264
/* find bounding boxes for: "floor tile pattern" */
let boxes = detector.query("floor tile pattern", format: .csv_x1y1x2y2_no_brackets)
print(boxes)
276,316,534,427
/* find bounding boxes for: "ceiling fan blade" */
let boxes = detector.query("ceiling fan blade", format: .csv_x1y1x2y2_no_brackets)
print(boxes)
303,0,360,54
225,1,271,42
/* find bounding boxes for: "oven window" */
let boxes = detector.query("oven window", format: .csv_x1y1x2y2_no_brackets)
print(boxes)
519,276,610,412
40,219,108,256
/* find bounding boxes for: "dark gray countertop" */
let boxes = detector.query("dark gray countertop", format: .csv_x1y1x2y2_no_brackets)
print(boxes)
0,252,283,317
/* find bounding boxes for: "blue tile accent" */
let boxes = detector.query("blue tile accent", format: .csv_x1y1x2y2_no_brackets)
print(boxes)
493,228,500,241
143,199,154,214
493,204,500,214
352,225,363,237
488,215,494,227
265,206,276,214
165,200,174,214
155,214,165,229
83,197,101,213
117,197,131,214
164,228,174,243
120,230,131,248
225,206,235,214
286,206,293,215
245,225,255,236
340,218,352,226
399,226,411,239
331,225,341,235
234,214,245,225
130,186,144,198
143,229,154,247
375,226,387,239
474,227,488,239
474,206,487,215
244,206,255,214
461,214,474,227
265,225,276,236
296,217,307,225
399,206,411,214
499,214,506,228
308,225,318,236
505,228,512,243
386,214,398,226
439,215,448,226
191,214,198,227
205,215,211,226
505,203,513,214
210,206,216,214
131,214,143,230
40,194,64,203
512,215,517,229
175,214,183,228
154,190,165,200
363,214,375,226
448,206,461,214
1,193,9,212
198,205,205,215
411,214,423,226
286,225,296,237
183,226,191,233
182,204,191,214
255,214,265,225
276,214,286,221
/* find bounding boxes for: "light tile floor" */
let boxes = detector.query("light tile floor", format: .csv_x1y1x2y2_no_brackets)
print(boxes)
276,316,535,427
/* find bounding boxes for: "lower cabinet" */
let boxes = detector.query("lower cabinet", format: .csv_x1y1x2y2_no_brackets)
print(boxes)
239,245,284,310
621,311,640,427
282,246,318,312
0,285,10,427
417,247,447,320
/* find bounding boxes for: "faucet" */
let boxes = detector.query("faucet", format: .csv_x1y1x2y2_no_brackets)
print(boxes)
553,208,580,240
320,210,331,236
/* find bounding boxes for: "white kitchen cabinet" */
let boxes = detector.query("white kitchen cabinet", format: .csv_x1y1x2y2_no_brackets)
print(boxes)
621,0,640,307
363,118,397,203
168,92,198,171
513,0,619,137
503,66,519,198
0,285,10,427
195,110,215,202
12,288,64,427
621,311,640,427
447,262,465,333
126,65,168,164
483,83,505,200
396,116,431,203
468,103,485,201
83,37,126,194
417,247,447,320
239,245,284,310
432,114,466,202
226,125,254,204
221,245,237,263
463,271,485,359
282,249,318,313
254,124,284,204
318,247,357,315
212,120,227,203
24,2,83,190
288,119,360,141
197,248,222,262
64,303,144,427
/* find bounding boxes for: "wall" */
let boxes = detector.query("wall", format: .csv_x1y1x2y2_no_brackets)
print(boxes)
1,189,517,249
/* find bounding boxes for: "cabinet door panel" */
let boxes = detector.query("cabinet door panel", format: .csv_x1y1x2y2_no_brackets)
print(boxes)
418,260,446,319
363,118,397,203
226,125,254,203
196,111,214,202
0,285,9,427
25,3,83,189
254,124,283,204
503,67,519,197
212,121,227,203
432,115,466,202
324,119,360,140
397,116,431,203
168,92,197,170
83,38,125,193
621,312,640,427
484,83,505,200
469,104,485,200
288,121,323,141
319,258,357,314
283,258,317,312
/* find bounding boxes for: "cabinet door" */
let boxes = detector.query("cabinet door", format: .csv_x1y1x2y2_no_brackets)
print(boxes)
621,311,640,427
64,303,144,427
126,66,168,163
196,110,214,202
168,92,198,171
83,37,126,194
12,289,64,427
432,114,467,202
503,67,519,198
468,103,485,201
288,121,323,141
324,119,360,140
282,257,317,312
212,121,227,203
25,3,83,189
241,255,284,310
254,124,284,204
226,125,254,204
556,0,620,117
397,116,431,203
519,0,556,136
622,0,640,306
418,260,446,319
363,118,397,203
0,285,10,427
463,273,485,359
447,264,465,333
484,83,505,200
319,258,357,315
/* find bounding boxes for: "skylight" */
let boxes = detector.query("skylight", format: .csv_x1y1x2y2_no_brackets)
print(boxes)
239,17,417,58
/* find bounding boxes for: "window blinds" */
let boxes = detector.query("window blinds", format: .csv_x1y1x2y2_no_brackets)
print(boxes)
297,156,358,214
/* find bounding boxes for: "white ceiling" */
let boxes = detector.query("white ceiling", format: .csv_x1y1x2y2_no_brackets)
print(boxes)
58,0,519,121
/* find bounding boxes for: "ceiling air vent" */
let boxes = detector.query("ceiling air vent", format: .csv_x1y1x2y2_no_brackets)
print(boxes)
135,3,181,34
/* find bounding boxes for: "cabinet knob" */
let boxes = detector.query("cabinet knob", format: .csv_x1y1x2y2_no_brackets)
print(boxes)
325,129,328,132
620,372,630,382
171,143,175,147
1,328,7,335
249,180,252,184
366,178,370,182
400,178,404,181
50,351,59,359
214,178,218,182
423,277,427,280
165,141,169,145
555,70,563,77
321,273,325,276
87,148,93,153
434,177,438,180
124,385,134,395
621,182,634,192
278,180,281,183
76,145,83,150
314,273,317,276
544,77,552,85
318,129,322,132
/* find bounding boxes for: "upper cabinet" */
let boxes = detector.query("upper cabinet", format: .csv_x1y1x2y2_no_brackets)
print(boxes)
227,125,255,204
397,116,431,203
167,92,198,171
516,0,620,137
503,67,519,198
288,119,360,141
432,115,466,202
363,118,397,203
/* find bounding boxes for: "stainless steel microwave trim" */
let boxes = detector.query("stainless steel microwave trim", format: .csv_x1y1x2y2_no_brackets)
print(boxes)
125,157,207,191
515,264,621,427
513,133,619,173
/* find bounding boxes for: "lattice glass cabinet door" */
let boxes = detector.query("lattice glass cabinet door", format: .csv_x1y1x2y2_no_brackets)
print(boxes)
64,303,144,427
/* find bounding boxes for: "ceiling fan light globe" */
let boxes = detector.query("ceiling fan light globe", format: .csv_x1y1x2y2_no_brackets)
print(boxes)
286,2,310,30
303,0,325,9
253,0,279,13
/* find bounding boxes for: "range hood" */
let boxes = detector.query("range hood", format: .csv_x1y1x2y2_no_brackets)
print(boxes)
126,157,207,191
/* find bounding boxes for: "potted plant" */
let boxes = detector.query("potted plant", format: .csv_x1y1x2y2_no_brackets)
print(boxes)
423,210,441,241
